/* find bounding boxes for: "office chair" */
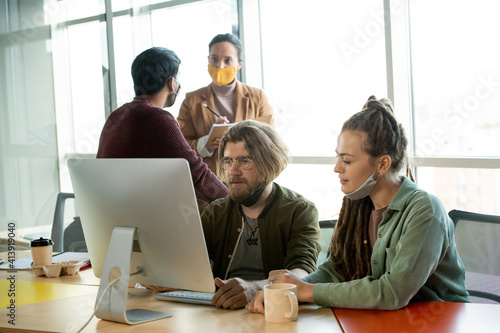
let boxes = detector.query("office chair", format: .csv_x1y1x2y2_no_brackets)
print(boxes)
317,219,336,265
51,192,87,252
448,209,500,304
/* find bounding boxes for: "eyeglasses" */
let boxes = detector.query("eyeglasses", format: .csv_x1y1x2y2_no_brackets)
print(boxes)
220,156,254,170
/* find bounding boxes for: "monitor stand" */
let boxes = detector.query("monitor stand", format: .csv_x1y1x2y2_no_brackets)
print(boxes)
94,226,172,324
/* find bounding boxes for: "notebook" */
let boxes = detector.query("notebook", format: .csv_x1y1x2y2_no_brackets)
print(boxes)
205,114,273,148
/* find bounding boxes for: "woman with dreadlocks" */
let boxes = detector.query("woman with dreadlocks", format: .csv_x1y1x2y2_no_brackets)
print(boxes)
247,96,469,312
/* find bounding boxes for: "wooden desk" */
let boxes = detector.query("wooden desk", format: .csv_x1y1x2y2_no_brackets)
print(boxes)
4,253,498,332
0,257,341,333
0,288,339,332
333,301,500,333
0,251,101,286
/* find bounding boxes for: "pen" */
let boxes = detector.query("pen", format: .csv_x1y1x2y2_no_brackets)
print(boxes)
203,103,220,118
0,259,4,265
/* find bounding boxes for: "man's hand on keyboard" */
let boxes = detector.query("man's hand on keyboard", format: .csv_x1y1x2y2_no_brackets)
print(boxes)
211,277,266,310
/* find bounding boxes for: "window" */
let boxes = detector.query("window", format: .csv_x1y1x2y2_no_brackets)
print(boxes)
259,0,387,218
1,0,499,234
406,0,500,215
58,0,236,190
0,1,60,235
148,0,236,117
409,0,500,158
51,2,109,192
112,0,237,114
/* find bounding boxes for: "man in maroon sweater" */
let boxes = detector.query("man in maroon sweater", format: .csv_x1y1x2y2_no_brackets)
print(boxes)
97,47,227,204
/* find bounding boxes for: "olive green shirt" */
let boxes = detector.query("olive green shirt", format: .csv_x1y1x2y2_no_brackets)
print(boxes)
303,177,469,309
202,183,321,279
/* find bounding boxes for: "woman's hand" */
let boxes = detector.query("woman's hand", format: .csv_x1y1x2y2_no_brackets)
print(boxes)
215,116,229,125
246,269,316,314
268,269,302,284
205,116,229,149
245,290,265,314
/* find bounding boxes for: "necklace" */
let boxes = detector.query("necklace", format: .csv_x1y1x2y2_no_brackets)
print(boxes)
133,96,152,103
243,217,259,245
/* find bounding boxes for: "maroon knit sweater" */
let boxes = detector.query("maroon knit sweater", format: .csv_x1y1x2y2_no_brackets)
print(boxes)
96,100,228,203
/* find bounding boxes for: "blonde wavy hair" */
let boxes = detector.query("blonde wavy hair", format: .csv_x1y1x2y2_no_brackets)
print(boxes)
218,120,289,186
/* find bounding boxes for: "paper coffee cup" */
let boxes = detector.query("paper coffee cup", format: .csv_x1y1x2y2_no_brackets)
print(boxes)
30,237,54,266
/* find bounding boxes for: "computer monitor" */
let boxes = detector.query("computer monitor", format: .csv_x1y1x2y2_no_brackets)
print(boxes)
68,158,215,325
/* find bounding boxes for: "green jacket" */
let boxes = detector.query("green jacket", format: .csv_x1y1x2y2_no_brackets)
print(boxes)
303,177,469,309
201,182,321,280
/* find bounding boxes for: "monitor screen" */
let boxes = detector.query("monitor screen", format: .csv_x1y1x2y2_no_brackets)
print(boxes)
68,158,215,324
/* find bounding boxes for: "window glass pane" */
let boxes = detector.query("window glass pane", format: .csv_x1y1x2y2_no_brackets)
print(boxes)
260,0,386,218
150,0,234,117
111,0,133,12
410,0,500,157
149,0,181,5
417,167,500,216
53,20,107,192
112,15,136,107
61,0,104,21
66,22,106,155
0,18,59,232
275,164,342,221
260,0,387,158
112,0,184,12
113,0,235,116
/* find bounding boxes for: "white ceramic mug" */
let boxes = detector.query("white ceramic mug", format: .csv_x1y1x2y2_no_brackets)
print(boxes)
264,283,299,322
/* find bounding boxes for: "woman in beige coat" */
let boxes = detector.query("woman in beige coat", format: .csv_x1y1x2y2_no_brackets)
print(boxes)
177,33,273,173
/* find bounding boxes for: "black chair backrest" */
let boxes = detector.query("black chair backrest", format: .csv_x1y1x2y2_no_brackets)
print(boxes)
317,219,337,265
51,192,87,252
448,209,500,303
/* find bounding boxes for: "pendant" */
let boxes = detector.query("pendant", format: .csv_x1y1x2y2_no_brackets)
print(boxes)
247,233,258,245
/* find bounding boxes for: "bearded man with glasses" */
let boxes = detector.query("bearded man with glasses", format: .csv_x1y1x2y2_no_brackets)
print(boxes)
200,120,321,310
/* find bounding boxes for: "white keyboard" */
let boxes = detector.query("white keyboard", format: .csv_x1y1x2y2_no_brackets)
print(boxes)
155,290,215,305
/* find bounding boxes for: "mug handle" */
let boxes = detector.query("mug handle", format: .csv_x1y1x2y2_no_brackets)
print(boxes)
284,291,298,319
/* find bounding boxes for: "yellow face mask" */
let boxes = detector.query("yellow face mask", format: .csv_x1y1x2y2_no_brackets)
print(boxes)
208,65,238,86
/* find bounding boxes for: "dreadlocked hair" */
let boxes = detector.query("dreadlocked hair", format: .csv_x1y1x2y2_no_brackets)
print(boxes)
329,95,414,282
329,196,373,281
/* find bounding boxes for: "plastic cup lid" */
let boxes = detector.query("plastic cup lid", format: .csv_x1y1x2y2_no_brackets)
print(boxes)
30,237,54,247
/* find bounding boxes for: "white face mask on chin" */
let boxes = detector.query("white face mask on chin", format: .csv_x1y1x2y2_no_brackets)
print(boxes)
345,173,382,200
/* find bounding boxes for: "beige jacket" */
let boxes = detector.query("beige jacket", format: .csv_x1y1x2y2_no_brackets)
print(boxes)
177,81,273,173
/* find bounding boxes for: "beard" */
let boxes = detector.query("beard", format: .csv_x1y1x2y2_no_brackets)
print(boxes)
228,176,262,203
